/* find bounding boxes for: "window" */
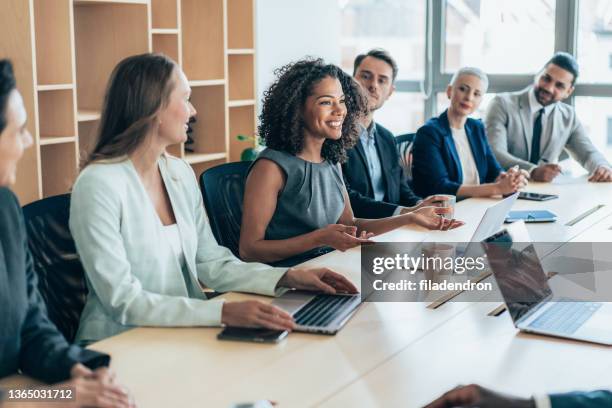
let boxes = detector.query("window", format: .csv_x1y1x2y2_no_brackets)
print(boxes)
337,0,612,146
576,0,612,83
339,0,426,133
574,97,612,156
444,0,556,74
339,0,426,81
374,92,425,135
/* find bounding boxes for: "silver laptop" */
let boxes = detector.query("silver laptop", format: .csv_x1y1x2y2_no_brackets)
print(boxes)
272,291,360,335
457,192,519,257
483,221,612,345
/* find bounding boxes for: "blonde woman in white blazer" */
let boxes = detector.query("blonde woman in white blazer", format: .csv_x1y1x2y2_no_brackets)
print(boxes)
70,53,356,345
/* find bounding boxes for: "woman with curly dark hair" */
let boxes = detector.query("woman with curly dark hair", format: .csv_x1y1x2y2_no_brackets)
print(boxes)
239,58,464,265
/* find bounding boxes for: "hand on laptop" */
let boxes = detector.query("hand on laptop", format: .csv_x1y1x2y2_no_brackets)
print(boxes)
424,384,535,408
279,267,358,295
222,301,296,331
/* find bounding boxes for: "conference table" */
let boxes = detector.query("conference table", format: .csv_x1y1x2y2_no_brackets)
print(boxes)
3,171,612,407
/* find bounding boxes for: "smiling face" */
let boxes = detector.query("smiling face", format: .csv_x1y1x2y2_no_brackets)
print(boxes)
301,76,346,141
534,63,575,106
156,67,196,146
354,56,395,112
447,74,484,117
0,89,33,186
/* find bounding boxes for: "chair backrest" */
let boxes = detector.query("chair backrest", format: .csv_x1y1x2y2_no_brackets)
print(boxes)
199,161,251,257
395,133,416,182
21,194,86,342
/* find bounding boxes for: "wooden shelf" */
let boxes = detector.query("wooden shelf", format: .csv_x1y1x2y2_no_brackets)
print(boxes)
6,0,256,203
228,99,255,107
181,0,224,81
74,0,148,5
184,152,227,164
33,0,74,85
78,121,99,158
40,143,78,198
153,32,180,63
189,85,227,155
227,0,254,49
229,104,256,162
74,2,149,115
227,48,254,55
228,54,254,100
152,28,179,35
38,89,76,139
151,0,178,29
37,83,74,91
77,110,101,122
189,79,226,87
40,136,77,145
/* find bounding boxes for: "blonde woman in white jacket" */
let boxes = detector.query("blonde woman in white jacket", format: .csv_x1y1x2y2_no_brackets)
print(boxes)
70,53,356,345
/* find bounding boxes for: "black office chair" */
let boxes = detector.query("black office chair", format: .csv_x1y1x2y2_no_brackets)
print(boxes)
22,194,87,343
199,161,251,257
200,161,335,268
395,133,416,182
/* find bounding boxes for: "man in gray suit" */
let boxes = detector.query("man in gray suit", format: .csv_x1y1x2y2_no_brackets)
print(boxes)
485,52,612,182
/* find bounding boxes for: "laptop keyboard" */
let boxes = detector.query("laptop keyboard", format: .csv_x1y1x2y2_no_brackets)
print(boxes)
294,294,357,327
528,301,602,335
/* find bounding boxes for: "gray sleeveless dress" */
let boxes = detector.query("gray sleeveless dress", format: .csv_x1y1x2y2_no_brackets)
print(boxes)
250,148,346,241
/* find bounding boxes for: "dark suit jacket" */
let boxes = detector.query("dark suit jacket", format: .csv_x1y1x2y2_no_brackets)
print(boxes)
412,110,503,197
0,187,109,384
551,390,612,407
342,122,421,218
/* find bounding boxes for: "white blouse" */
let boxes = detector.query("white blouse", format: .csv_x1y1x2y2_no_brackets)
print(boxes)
451,127,480,185
163,224,186,269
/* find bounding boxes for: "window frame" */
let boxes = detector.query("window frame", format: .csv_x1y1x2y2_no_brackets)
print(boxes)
390,0,612,124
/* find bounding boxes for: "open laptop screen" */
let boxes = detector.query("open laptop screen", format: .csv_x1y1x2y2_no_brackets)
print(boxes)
483,223,552,322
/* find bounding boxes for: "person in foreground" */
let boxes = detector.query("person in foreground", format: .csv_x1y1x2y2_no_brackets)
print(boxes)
69,53,356,345
0,59,132,407
425,383,612,408
412,67,528,199
343,48,450,218
239,58,463,265
485,52,612,182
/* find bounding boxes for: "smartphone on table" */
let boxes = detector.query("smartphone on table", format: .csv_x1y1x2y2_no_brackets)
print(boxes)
217,327,288,343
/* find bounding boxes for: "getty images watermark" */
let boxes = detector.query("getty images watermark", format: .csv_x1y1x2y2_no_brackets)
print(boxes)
360,242,612,303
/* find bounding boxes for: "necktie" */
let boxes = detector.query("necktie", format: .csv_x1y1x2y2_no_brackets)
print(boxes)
530,108,545,164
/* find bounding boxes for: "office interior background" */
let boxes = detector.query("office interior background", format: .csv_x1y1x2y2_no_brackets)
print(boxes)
2,1,612,406
3,0,612,205
259,0,612,155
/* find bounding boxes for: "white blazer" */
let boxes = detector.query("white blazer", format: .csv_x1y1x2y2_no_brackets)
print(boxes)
70,155,287,344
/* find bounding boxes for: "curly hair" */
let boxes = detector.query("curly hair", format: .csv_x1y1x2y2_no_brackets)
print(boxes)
258,58,367,164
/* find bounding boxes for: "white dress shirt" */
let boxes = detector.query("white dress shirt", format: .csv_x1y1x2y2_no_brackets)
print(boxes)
528,88,556,162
